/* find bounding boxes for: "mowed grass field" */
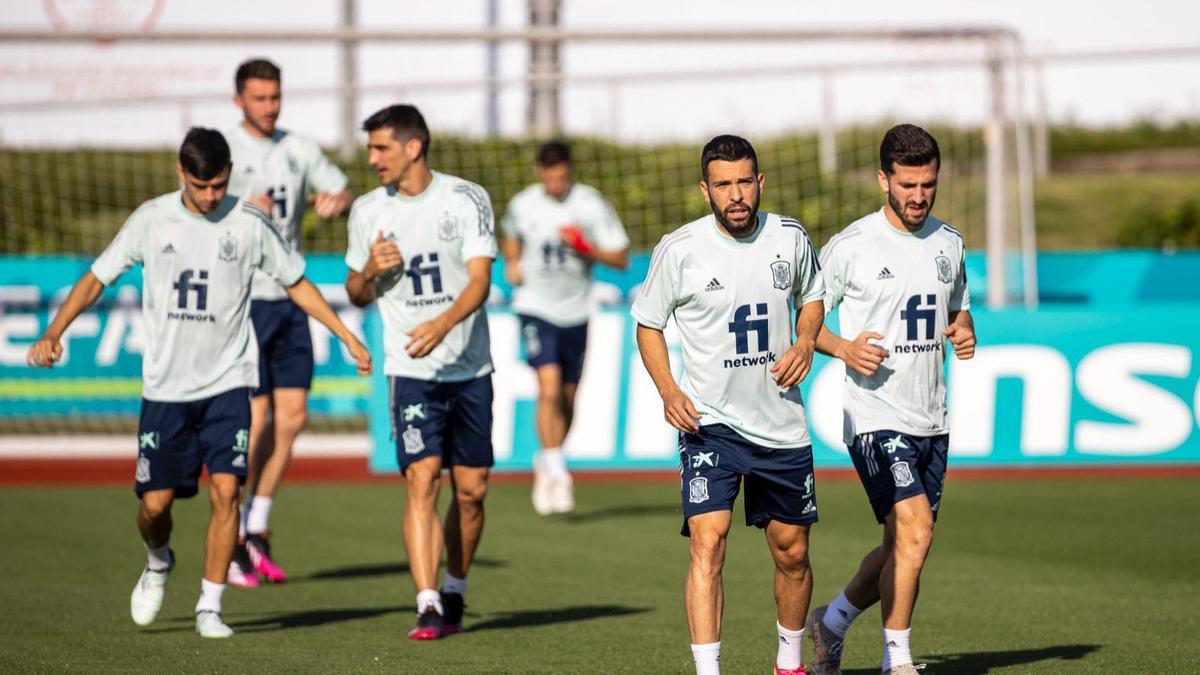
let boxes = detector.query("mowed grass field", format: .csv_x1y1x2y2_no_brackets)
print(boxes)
1,475,1197,674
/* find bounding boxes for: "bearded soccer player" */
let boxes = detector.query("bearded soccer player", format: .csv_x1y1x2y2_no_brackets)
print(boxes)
26,128,370,639
344,104,497,640
806,124,976,675
633,135,825,675
500,140,629,515
224,58,354,587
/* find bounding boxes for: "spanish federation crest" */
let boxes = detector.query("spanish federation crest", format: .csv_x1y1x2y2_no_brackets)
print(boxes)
688,476,710,504
219,235,238,262
286,153,301,174
890,461,915,488
770,259,791,290
935,255,953,284
402,425,425,455
135,456,151,483
437,212,461,241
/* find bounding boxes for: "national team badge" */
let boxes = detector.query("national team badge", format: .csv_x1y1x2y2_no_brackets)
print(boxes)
286,154,300,174
890,461,915,488
522,324,542,357
135,456,151,483
219,235,238,262
770,260,792,290
437,212,461,241
234,429,249,453
402,425,426,455
935,255,953,284
688,476,710,504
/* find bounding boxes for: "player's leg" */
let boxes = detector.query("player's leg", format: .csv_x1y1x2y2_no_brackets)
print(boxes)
233,298,278,587
765,521,813,674
546,321,586,513
130,399,185,627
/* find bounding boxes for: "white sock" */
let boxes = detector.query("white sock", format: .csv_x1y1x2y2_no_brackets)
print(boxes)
824,591,864,638
246,496,273,535
538,448,569,477
195,579,225,614
442,573,468,596
882,627,912,671
690,641,721,675
776,622,804,670
238,503,248,540
145,542,171,572
416,588,442,616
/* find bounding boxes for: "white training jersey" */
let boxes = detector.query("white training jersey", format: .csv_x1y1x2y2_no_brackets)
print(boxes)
501,182,629,326
91,192,306,402
225,124,348,301
819,208,971,445
632,212,826,449
345,171,497,381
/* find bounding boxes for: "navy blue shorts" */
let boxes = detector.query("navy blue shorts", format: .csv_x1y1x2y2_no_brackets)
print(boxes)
134,388,252,498
517,314,588,385
849,430,948,524
250,299,314,397
389,375,494,472
678,424,818,537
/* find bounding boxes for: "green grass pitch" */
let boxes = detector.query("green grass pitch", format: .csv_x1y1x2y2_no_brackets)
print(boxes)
1,476,1197,673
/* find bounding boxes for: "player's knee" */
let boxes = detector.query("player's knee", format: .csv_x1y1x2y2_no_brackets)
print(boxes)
404,466,441,498
275,406,308,436
689,531,727,569
139,493,173,520
455,480,488,506
895,520,934,558
208,480,240,512
536,386,563,408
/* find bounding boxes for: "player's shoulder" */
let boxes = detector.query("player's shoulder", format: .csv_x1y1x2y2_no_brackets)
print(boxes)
928,216,965,247
650,217,705,257
443,172,491,199
507,183,543,208
766,212,814,240
276,128,323,154
349,185,390,214
819,211,875,260
569,182,607,203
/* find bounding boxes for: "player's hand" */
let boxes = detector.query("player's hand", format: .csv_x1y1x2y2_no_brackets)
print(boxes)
661,386,702,433
771,338,815,388
504,259,524,286
405,317,451,358
365,231,403,280
840,331,889,377
25,335,63,368
560,224,594,257
944,323,976,360
313,191,351,219
346,336,372,376
249,192,274,214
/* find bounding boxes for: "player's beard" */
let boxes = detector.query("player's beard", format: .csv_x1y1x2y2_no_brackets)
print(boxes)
712,194,760,237
887,188,936,231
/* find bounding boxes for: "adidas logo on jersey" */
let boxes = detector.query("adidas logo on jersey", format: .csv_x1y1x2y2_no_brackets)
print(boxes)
877,267,894,280
161,243,175,254
705,277,724,292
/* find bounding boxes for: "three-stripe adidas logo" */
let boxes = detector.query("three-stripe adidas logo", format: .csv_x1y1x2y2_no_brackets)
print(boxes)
877,267,894,280
161,243,175,254
705,277,724,292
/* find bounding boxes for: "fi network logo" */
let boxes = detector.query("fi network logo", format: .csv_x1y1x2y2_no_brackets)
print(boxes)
173,269,209,310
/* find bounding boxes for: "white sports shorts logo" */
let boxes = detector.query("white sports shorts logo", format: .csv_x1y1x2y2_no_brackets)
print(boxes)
688,476,709,504
890,461,915,488
402,425,426,455
135,456,151,483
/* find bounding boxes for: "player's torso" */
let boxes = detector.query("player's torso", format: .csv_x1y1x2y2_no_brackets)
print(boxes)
514,189,596,282
227,128,308,242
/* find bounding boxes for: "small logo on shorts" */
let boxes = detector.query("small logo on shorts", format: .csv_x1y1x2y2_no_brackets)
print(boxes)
890,461,915,488
234,429,249,453
522,324,542,357
139,431,158,450
802,472,814,498
688,476,709,504
691,451,716,469
403,403,426,422
402,425,425,455
232,454,246,468
882,436,908,455
135,456,151,483
802,500,816,515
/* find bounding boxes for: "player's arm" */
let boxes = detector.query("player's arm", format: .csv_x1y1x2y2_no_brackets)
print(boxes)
345,231,403,307
25,271,105,368
404,257,492,358
635,324,701,433
945,309,976,360
816,325,889,377
500,236,523,286
560,226,629,270
312,188,353,219
585,246,629,270
285,277,371,376
771,299,824,388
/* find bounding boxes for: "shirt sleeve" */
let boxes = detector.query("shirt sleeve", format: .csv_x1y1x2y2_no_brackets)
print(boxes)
589,192,630,252
302,137,349,195
251,205,306,286
344,200,370,274
499,198,521,241
630,236,680,330
90,204,148,285
794,229,826,305
818,240,847,313
456,182,498,261
950,238,971,312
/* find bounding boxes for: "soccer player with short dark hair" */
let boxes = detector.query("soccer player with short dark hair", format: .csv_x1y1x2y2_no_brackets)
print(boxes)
224,58,354,587
633,134,826,675
500,139,629,515
806,124,976,675
26,128,370,639
344,104,497,640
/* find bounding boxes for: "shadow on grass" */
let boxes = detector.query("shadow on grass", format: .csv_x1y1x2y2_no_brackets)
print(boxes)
467,604,650,632
843,644,1101,675
299,556,506,582
141,606,411,634
563,503,679,523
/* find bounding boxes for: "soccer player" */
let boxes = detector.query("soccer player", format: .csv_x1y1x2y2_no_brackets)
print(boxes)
500,140,629,515
633,135,826,675
805,124,976,675
344,104,497,640
224,58,354,587
25,128,371,639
